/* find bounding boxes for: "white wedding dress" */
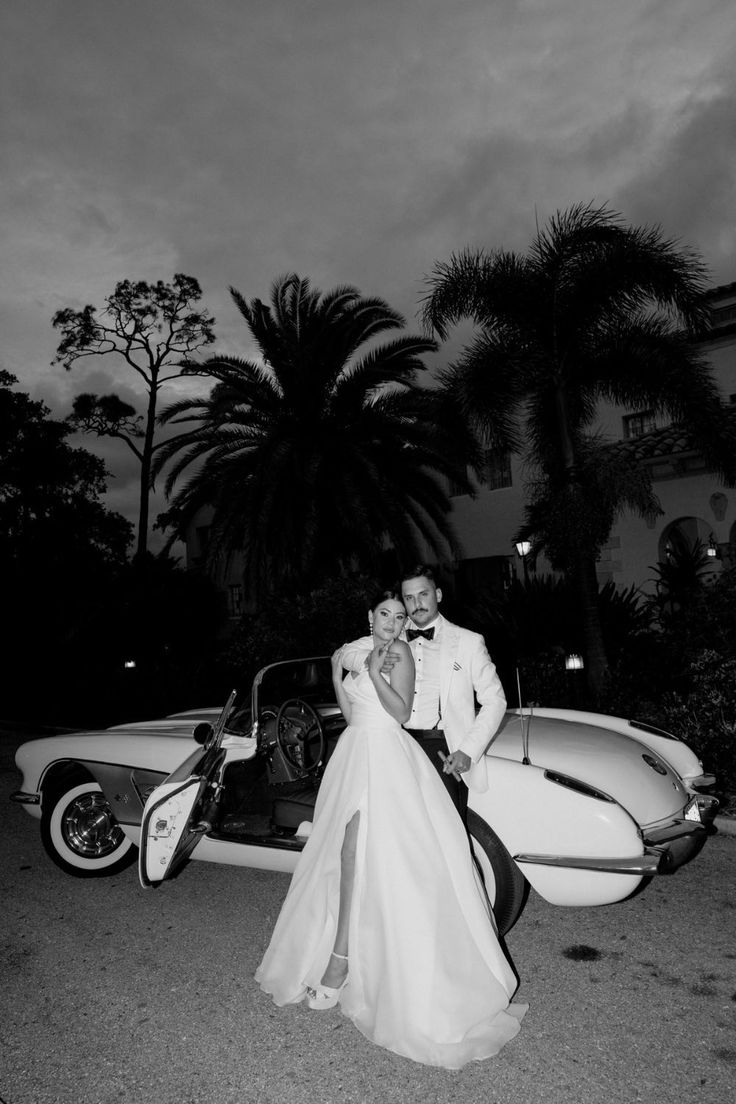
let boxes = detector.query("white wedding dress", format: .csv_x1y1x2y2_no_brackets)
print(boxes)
255,667,526,1068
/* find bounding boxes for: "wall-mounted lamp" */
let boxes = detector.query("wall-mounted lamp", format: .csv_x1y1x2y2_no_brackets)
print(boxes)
565,654,585,671
707,533,720,559
124,659,136,669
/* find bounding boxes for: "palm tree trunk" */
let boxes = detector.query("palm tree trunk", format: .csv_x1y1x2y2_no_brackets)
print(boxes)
573,552,609,702
552,387,609,700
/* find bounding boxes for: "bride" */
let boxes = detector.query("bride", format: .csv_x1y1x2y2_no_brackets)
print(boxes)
255,589,526,1068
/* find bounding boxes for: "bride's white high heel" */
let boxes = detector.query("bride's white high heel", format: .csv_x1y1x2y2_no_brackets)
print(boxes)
306,952,349,1010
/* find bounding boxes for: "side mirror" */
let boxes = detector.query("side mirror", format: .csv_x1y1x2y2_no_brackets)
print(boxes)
193,721,214,746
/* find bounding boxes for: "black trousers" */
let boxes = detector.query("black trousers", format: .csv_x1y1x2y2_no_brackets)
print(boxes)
404,728,468,826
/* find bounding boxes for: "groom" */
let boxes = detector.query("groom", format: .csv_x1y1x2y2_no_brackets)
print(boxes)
342,565,507,823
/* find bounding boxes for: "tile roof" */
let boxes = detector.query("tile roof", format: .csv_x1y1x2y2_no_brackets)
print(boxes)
608,405,736,463
705,280,736,300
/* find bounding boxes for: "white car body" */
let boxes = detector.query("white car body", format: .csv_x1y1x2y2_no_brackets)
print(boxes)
11,659,718,933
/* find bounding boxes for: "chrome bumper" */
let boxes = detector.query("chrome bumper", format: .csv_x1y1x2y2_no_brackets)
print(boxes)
9,790,40,806
639,794,719,873
513,849,667,877
515,795,719,878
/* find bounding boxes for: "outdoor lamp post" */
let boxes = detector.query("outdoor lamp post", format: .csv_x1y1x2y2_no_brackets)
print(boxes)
515,540,532,584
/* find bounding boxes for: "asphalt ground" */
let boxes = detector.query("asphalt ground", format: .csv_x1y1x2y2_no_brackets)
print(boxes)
1,727,735,1104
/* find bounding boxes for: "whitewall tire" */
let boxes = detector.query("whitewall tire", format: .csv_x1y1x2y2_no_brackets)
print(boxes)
41,779,137,878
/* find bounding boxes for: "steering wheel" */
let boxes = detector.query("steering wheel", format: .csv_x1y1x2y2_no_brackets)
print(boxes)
275,698,326,776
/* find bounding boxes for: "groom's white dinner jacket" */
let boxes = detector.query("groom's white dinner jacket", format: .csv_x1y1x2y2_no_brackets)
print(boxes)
340,615,507,793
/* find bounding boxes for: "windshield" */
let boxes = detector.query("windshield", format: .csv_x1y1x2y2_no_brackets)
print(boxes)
257,656,334,703
228,656,336,735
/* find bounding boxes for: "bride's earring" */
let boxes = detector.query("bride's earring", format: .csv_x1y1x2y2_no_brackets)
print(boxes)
368,612,374,635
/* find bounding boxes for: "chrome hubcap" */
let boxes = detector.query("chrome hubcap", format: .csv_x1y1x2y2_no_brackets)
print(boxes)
62,792,125,857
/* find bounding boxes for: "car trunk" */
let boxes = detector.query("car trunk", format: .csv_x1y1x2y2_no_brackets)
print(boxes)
489,713,688,827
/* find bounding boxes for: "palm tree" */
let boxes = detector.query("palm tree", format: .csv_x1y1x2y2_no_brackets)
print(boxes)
154,274,475,596
422,202,735,698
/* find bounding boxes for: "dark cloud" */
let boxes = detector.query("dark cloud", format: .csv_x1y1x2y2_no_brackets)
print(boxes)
2,0,735,540
616,76,736,281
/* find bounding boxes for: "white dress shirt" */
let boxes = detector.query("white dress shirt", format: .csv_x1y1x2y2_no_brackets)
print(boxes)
407,618,442,729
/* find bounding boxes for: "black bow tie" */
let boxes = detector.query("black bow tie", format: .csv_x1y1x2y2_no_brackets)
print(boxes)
407,627,435,641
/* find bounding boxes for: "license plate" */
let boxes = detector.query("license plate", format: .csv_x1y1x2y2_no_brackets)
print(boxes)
684,798,702,823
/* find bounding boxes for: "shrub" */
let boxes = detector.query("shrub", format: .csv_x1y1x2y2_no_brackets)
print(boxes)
623,650,736,801
221,574,378,690
460,575,654,706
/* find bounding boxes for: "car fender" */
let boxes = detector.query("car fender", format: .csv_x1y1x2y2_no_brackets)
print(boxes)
14,726,259,830
469,757,646,907
16,732,201,803
18,733,178,778
80,762,171,828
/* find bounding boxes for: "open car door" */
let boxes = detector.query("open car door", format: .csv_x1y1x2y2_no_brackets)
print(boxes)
139,691,238,887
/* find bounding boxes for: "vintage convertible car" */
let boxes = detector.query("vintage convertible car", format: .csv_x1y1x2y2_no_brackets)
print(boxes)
11,657,719,934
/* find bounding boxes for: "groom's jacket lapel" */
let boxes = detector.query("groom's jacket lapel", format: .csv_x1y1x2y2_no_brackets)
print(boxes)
439,617,461,718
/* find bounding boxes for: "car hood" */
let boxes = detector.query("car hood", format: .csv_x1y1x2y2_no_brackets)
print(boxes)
489,713,687,828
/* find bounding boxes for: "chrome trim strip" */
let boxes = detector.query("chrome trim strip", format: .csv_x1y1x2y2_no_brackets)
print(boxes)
513,849,666,876
629,719,678,741
644,823,707,844
543,769,615,803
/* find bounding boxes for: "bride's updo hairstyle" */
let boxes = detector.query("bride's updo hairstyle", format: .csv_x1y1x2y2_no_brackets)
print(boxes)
366,588,405,635
368,588,404,612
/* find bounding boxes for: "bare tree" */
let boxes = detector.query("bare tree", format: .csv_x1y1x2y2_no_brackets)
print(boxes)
53,273,216,557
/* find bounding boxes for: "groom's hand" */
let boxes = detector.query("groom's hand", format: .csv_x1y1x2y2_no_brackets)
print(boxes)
365,647,400,674
443,750,471,776
380,646,401,673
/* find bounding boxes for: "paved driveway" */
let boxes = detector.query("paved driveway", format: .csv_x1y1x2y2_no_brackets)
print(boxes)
1,729,735,1104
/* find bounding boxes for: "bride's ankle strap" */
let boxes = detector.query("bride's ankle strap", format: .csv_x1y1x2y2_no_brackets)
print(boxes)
331,952,348,961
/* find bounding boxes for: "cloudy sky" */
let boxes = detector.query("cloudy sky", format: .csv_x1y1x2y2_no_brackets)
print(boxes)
2,0,735,545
